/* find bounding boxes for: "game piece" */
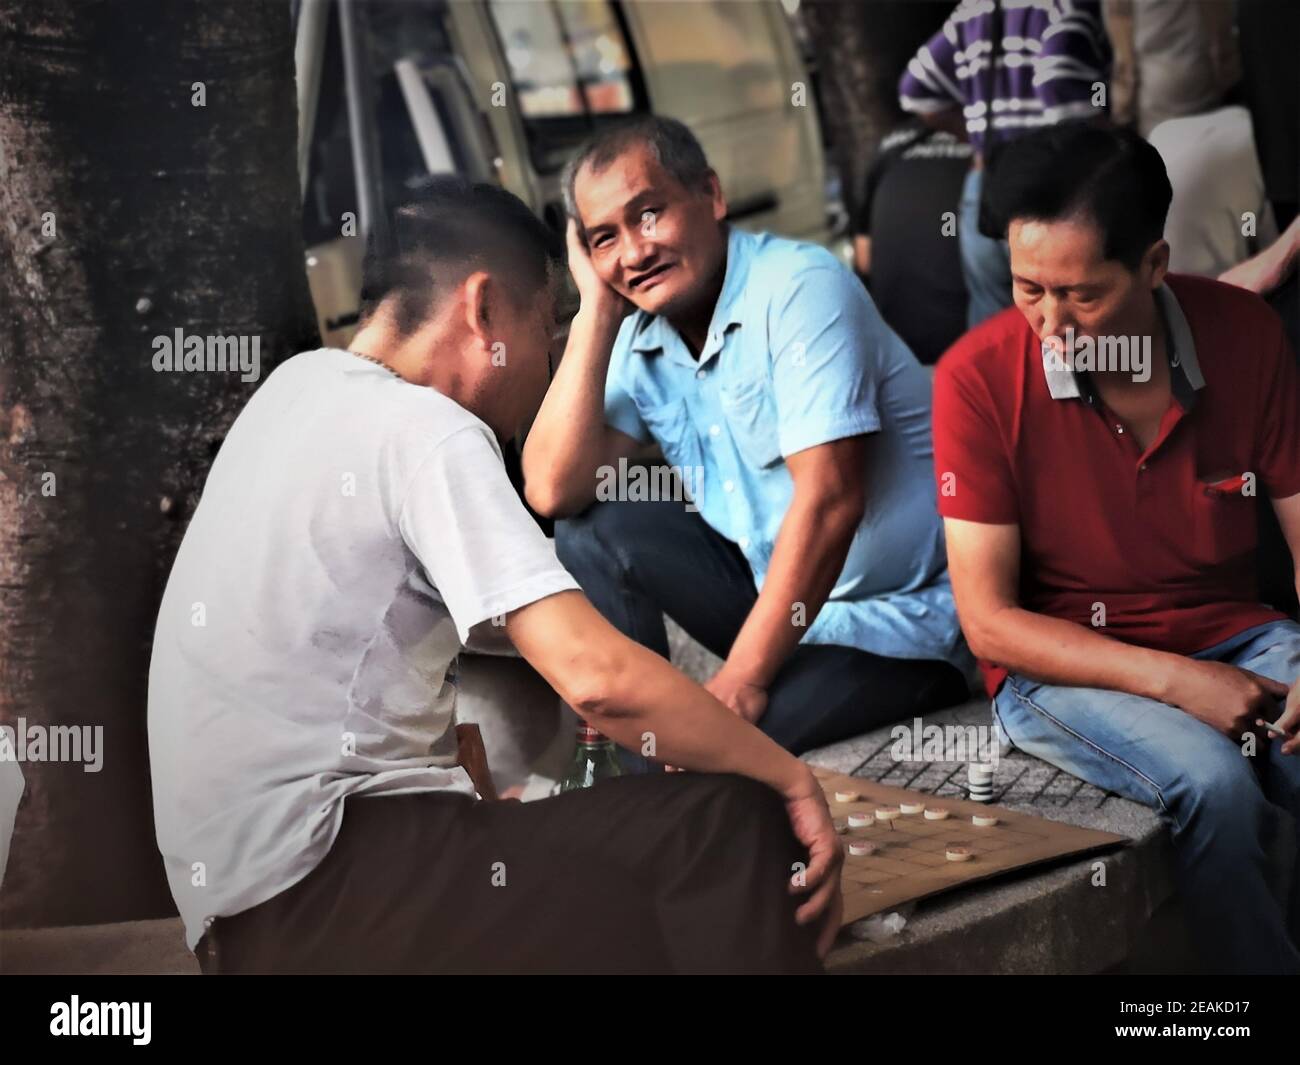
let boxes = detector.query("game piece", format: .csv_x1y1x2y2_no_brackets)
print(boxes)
834,789,860,803
967,763,995,802
899,801,925,815
972,814,999,827
816,768,1125,926
847,812,874,828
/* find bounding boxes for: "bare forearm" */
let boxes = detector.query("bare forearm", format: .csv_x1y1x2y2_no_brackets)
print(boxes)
508,592,811,797
853,235,871,277
727,495,860,686
601,640,812,795
970,605,1184,701
522,306,624,515
1276,214,1300,267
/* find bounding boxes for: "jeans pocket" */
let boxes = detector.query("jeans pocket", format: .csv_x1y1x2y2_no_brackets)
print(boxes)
992,676,1040,749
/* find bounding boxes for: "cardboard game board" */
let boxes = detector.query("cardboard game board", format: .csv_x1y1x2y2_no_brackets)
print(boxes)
813,767,1127,925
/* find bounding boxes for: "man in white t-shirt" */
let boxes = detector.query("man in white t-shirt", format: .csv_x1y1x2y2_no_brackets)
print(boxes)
148,178,841,974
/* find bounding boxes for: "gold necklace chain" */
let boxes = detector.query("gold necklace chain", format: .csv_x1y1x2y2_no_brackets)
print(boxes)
348,347,403,380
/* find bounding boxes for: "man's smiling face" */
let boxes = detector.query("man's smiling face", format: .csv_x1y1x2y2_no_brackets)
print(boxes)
572,141,727,319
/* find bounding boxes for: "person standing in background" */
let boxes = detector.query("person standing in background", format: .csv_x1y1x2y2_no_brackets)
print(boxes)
1103,0,1239,137
852,123,972,365
899,0,1111,327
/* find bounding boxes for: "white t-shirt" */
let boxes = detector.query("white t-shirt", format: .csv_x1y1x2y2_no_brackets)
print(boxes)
1149,106,1279,277
148,348,578,950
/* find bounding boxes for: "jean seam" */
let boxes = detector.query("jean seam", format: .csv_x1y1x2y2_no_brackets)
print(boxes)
583,504,668,653
1005,676,1170,815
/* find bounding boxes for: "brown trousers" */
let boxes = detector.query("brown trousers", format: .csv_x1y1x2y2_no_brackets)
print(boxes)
197,772,823,974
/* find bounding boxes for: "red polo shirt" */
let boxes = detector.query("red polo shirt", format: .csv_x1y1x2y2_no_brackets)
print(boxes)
933,274,1300,697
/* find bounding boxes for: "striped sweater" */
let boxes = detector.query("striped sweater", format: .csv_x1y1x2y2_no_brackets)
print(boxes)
899,0,1111,154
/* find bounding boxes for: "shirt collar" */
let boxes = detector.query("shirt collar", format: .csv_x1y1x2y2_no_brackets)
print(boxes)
1040,281,1205,403
629,225,752,357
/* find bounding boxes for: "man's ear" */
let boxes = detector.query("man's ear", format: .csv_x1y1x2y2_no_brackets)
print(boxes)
1146,239,1171,290
462,270,494,344
706,170,727,222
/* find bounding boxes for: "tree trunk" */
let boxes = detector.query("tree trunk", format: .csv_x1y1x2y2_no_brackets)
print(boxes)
800,0,950,224
0,0,317,926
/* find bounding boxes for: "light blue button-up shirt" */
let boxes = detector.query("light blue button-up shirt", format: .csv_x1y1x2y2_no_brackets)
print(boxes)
603,226,968,669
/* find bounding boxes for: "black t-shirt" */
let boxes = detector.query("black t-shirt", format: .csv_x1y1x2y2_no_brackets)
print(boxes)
854,126,972,365
1236,0,1298,212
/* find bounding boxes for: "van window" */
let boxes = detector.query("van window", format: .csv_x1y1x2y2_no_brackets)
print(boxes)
488,0,642,173
634,0,784,122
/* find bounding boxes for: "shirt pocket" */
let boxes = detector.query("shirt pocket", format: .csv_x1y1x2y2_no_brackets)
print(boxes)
639,398,705,480
1189,479,1257,562
721,378,784,469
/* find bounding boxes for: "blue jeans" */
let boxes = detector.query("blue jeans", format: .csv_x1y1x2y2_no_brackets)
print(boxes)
958,168,1012,327
556,498,969,764
993,620,1300,974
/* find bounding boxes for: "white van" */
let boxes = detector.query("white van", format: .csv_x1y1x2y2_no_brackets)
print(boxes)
296,0,834,347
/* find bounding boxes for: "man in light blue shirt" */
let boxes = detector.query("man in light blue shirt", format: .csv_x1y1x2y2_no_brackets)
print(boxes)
523,117,970,755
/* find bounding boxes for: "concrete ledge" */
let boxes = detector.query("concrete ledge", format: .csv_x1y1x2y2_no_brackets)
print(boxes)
659,620,1194,973
1,918,197,976
1,704,1185,976
0,627,1201,975
805,697,1187,973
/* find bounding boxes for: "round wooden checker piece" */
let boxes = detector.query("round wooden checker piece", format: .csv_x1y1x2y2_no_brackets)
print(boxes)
847,812,874,829
899,801,925,815
848,840,876,857
874,805,900,822
971,814,1000,827
833,789,860,803
945,845,973,862
923,807,950,820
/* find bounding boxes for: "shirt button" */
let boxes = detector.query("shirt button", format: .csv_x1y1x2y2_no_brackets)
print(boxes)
709,424,721,438
723,479,735,493
1139,463,1148,471
696,369,706,380
1115,425,1124,434
738,536,750,550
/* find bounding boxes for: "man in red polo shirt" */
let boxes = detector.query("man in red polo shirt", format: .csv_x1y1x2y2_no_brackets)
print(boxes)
935,124,1300,974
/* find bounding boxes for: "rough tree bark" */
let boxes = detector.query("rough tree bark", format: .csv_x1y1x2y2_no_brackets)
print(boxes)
800,0,950,224
0,0,317,926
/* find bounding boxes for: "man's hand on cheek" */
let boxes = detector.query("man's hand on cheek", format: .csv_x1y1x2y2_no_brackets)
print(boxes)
565,219,628,322
704,665,769,725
